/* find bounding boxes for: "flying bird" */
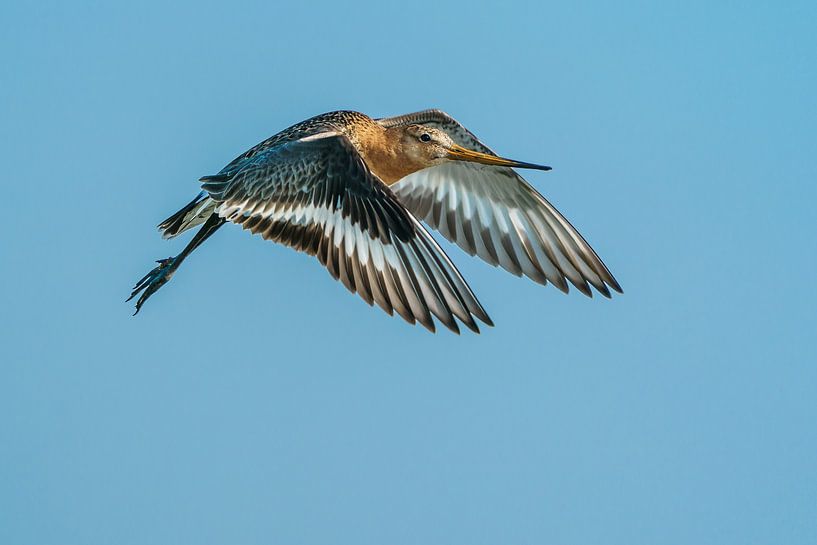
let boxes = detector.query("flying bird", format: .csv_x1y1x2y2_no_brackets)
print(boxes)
128,110,621,333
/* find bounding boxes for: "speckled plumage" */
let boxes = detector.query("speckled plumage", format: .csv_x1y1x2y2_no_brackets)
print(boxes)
129,109,621,333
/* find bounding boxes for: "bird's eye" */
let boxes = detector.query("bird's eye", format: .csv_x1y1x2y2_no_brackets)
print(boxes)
420,133,431,142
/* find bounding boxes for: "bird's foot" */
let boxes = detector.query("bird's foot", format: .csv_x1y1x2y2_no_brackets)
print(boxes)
127,257,177,315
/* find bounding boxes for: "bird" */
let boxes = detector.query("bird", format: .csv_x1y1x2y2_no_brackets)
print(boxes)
128,109,621,333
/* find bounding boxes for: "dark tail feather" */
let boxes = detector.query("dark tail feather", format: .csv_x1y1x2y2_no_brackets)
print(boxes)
158,191,213,239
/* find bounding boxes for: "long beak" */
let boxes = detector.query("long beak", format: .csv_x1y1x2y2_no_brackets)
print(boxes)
446,144,551,171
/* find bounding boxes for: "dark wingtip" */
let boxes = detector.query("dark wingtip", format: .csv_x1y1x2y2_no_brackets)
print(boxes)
574,280,593,298
462,319,480,334
440,317,460,335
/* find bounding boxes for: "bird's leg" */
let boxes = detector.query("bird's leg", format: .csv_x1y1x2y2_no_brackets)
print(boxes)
128,213,225,315
127,257,180,315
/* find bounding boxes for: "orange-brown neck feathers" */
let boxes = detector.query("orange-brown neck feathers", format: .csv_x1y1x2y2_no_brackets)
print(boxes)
354,125,427,185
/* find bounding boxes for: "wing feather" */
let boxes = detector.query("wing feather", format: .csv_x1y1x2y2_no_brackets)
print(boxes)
201,132,490,333
378,109,622,297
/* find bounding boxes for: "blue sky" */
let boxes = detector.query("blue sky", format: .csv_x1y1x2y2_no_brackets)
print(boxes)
2,1,815,544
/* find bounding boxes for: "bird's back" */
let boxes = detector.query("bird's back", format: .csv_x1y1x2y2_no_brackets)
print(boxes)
217,110,374,177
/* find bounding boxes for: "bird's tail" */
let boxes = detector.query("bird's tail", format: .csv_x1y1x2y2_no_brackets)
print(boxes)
158,191,218,239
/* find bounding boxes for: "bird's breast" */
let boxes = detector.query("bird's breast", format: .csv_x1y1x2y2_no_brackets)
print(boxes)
362,156,416,185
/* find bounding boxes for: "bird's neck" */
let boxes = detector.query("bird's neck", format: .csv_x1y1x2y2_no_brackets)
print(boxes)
355,125,424,186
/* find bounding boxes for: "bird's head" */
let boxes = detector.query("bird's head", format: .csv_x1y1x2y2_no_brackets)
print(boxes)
399,124,552,172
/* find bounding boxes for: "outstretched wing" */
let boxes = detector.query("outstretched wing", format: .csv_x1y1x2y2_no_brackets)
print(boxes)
200,131,492,334
378,109,621,297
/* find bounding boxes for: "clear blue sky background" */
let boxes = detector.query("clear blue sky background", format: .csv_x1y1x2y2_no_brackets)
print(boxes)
2,1,815,544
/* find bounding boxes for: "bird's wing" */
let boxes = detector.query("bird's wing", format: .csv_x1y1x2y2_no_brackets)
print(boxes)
200,131,492,334
377,109,621,297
